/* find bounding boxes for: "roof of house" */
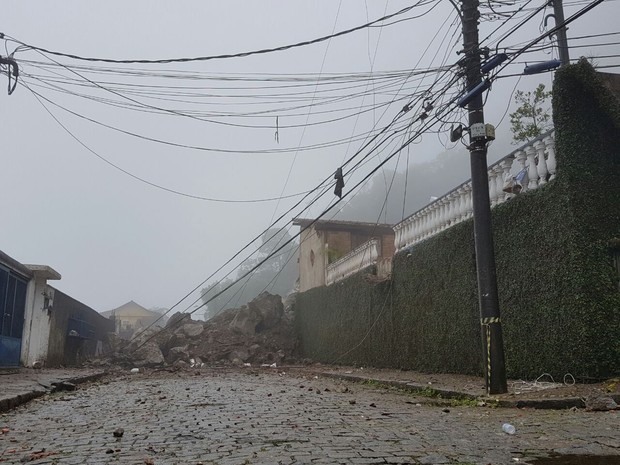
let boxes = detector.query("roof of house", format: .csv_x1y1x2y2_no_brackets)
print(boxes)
24,264,61,280
101,301,160,318
292,218,394,234
0,250,61,280
0,250,33,278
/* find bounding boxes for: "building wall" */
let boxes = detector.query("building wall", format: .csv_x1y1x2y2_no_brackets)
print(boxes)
20,278,52,367
298,227,328,292
299,226,396,292
381,233,396,259
325,231,351,263
0,259,30,367
46,288,114,367
294,62,620,380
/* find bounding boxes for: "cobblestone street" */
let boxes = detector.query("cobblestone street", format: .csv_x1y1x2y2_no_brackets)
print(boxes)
0,369,618,465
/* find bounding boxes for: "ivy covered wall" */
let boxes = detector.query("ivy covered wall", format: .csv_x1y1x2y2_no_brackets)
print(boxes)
294,61,620,380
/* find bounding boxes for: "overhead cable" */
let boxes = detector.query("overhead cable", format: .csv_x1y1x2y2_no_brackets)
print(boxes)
4,2,435,64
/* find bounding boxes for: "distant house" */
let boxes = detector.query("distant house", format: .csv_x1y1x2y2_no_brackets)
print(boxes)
101,301,165,340
292,218,395,292
0,249,113,368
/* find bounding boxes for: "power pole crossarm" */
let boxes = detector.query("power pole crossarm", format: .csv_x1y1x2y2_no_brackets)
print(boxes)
460,0,508,395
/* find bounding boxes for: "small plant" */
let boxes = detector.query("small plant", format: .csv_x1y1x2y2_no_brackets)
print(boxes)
509,83,553,143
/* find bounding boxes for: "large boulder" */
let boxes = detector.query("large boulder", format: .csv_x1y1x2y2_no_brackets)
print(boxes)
229,305,258,335
228,348,251,363
229,292,284,335
132,341,165,367
248,292,284,332
166,312,192,329
166,345,190,364
181,323,204,338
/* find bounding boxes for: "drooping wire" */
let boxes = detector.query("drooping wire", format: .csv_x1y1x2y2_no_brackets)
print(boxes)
130,89,464,350
22,82,314,204
3,2,435,64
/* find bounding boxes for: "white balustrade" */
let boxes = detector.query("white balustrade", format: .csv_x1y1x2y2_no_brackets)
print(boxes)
526,144,539,190
326,239,379,285
544,131,557,180
394,130,556,251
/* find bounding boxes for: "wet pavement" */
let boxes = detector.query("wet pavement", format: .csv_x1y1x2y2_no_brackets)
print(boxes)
0,368,618,464
303,366,620,408
0,368,106,413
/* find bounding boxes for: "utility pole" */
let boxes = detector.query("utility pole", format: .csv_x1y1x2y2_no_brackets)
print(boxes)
552,0,571,66
460,0,507,395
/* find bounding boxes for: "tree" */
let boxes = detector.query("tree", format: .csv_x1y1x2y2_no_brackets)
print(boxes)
200,228,298,320
509,83,552,143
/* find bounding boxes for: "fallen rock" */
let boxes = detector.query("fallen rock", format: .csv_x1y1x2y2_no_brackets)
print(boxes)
113,428,124,438
173,359,189,369
585,394,619,411
247,292,284,332
166,312,192,329
166,346,190,364
181,323,204,338
51,381,76,392
228,349,250,363
132,341,165,367
105,291,299,369
228,305,260,335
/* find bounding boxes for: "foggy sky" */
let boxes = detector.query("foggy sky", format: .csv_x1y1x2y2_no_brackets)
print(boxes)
1,1,618,316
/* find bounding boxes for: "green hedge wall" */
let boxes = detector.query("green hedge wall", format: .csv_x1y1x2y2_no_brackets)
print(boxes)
294,60,620,380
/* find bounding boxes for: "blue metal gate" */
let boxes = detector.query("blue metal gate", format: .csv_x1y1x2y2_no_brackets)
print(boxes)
0,265,28,367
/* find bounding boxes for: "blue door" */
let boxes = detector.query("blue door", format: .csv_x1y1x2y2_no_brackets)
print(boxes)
0,266,28,367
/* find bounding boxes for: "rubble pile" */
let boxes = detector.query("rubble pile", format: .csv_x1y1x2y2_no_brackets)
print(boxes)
103,292,299,368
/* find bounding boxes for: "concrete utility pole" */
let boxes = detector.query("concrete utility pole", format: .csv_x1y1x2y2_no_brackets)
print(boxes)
460,0,508,395
552,0,571,66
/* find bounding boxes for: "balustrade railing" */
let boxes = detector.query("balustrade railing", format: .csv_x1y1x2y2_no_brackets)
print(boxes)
394,130,556,252
326,239,379,285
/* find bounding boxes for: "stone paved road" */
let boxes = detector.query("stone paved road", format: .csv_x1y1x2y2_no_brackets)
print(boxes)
0,369,618,464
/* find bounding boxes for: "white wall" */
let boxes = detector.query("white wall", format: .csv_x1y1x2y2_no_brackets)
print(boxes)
20,278,52,367
298,227,327,292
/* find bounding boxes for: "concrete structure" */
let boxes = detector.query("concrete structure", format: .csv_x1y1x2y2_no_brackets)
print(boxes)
394,131,556,251
46,288,114,366
101,301,165,340
1,250,61,367
292,218,395,291
1,249,111,368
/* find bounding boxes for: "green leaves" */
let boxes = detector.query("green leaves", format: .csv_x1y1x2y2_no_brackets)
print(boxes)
510,83,553,143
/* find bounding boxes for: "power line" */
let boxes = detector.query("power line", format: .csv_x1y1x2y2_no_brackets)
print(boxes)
130,72,461,341
489,0,607,78
23,82,314,204
128,91,426,339
4,2,435,64
130,86,463,349
21,71,417,130
24,87,419,155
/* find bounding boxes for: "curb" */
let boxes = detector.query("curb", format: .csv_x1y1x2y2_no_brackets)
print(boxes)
314,372,479,401
0,371,107,414
311,371,620,410
0,390,47,414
